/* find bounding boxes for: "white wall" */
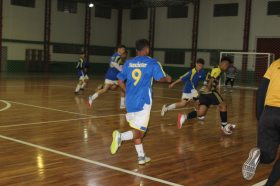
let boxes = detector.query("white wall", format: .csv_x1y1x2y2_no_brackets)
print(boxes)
154,6,193,49
249,0,280,51
198,0,245,50
3,0,45,41
121,9,150,47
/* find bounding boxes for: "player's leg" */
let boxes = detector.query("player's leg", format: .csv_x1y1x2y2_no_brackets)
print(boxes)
177,97,209,129
120,89,126,109
242,106,280,181
111,108,151,164
81,75,89,90
229,78,235,92
161,99,189,116
75,75,84,94
88,83,111,107
224,78,230,92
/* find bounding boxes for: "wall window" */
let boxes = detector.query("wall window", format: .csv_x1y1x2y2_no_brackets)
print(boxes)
165,51,185,65
11,0,35,8
167,6,188,18
130,8,148,20
53,44,81,54
267,1,280,15
95,6,111,19
57,0,77,14
213,3,238,17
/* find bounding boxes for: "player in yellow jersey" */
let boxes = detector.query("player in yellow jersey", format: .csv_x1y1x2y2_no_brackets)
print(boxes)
177,57,236,135
243,59,280,185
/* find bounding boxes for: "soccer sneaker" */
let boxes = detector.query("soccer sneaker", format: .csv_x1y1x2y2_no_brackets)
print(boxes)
110,130,122,155
221,123,236,135
177,113,187,129
242,147,260,180
161,104,167,116
138,156,151,165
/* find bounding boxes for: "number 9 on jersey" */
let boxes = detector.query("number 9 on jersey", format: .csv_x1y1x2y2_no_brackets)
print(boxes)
132,69,142,86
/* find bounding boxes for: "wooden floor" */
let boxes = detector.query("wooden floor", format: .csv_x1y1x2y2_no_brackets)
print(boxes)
0,74,277,186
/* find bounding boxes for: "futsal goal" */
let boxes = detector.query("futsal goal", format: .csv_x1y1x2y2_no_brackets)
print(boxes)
219,52,275,89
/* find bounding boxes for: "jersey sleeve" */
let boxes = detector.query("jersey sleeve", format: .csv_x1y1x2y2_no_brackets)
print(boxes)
153,61,166,81
264,63,275,80
117,63,128,81
210,68,221,79
180,70,191,82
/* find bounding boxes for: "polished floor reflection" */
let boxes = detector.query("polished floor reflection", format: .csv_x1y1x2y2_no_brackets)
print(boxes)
0,75,274,186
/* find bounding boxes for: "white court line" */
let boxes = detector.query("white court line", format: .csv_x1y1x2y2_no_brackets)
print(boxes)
0,99,192,128
252,179,267,186
0,134,182,186
0,117,92,128
0,100,11,112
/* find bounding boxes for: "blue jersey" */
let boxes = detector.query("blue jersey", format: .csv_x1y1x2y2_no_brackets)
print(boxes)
117,56,166,113
180,68,206,93
76,58,84,77
105,52,122,80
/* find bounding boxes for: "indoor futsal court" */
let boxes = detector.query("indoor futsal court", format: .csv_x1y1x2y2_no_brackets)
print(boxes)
1,0,280,186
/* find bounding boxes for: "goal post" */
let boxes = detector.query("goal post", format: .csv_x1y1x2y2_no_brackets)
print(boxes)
219,52,275,89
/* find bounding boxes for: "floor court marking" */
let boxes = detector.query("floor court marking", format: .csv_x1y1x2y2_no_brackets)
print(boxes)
0,101,193,128
252,179,267,186
0,134,182,186
0,100,11,112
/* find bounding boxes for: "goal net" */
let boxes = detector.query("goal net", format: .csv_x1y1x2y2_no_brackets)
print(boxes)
219,52,275,89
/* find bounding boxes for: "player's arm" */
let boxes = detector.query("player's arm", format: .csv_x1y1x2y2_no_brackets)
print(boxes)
117,63,128,92
256,62,273,120
111,56,122,71
153,61,172,83
169,78,182,88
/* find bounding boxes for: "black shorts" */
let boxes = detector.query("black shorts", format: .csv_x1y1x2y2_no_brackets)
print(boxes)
258,106,280,164
199,91,223,107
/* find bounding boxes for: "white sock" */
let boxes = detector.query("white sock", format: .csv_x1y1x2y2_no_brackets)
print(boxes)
166,103,176,111
75,84,81,92
92,93,98,100
120,97,125,106
221,122,227,127
121,131,133,141
135,144,145,157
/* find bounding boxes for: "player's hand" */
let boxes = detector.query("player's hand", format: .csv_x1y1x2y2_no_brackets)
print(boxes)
165,75,172,83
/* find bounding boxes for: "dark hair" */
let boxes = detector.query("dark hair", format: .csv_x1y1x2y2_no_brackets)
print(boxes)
117,44,126,50
196,58,205,65
221,56,232,64
135,39,150,51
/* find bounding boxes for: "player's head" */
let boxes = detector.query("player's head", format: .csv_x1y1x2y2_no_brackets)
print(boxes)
121,50,128,59
195,58,205,71
80,51,85,58
219,56,232,71
117,44,126,55
135,39,150,56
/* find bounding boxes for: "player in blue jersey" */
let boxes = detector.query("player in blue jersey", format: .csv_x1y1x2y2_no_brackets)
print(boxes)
110,39,172,165
80,56,90,91
88,45,126,108
161,58,206,116
74,52,87,94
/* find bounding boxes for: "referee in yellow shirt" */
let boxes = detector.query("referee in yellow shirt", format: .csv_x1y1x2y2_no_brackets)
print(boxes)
243,58,280,186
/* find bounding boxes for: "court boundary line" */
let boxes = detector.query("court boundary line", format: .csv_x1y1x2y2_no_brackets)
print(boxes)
0,100,193,128
0,134,182,186
252,179,267,186
0,100,11,112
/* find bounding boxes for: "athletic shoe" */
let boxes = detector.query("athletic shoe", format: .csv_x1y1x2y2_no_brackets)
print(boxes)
177,113,186,129
138,156,151,165
110,130,121,155
88,96,93,108
74,91,80,95
161,104,167,116
242,147,260,180
221,123,236,135
80,88,84,91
